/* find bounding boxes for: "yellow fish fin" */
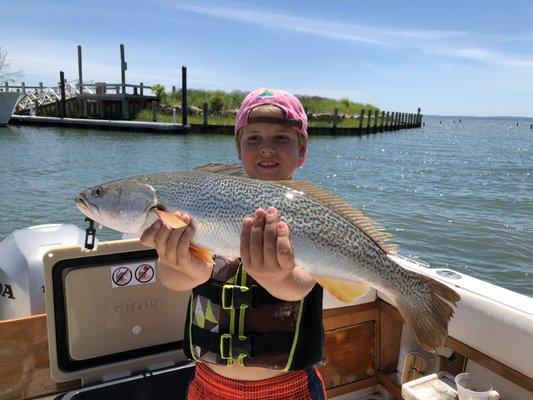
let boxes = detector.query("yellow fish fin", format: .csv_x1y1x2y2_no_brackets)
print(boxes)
188,243,215,266
152,209,214,266
153,209,188,229
314,275,371,303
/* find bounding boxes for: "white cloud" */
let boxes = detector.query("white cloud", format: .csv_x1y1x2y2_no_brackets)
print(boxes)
161,1,465,46
424,46,533,68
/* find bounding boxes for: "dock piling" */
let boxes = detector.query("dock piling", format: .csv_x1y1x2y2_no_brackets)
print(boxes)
358,110,365,132
78,45,83,94
120,44,129,119
181,66,188,127
59,71,66,118
120,44,127,95
333,108,338,128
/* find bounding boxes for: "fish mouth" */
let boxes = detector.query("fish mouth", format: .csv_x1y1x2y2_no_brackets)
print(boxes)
75,193,99,214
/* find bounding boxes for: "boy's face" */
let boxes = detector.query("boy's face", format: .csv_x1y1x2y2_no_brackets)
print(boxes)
237,122,307,181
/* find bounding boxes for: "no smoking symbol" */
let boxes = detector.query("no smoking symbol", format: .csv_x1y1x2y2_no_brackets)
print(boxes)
112,267,132,286
135,264,154,283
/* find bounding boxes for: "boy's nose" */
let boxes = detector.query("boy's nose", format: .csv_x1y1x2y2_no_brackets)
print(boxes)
260,146,276,156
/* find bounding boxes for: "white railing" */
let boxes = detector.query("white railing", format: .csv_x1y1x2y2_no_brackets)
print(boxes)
1,80,155,111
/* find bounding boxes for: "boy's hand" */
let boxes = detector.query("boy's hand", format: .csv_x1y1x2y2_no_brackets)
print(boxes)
240,207,316,300
240,207,295,282
140,213,212,286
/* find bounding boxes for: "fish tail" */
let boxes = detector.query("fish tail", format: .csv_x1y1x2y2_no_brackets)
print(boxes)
395,272,460,353
190,243,214,266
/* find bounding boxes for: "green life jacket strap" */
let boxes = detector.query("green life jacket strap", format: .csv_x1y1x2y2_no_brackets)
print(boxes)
193,282,284,310
191,324,294,359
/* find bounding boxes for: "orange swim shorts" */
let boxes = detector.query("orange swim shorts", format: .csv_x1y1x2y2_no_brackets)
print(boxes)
187,363,326,399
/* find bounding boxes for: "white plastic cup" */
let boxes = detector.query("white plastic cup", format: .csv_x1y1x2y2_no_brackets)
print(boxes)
455,373,500,400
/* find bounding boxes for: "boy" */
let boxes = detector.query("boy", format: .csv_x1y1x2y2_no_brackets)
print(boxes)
140,88,326,399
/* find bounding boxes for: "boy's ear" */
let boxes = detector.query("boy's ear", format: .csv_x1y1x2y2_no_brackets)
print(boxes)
236,138,242,160
235,130,243,160
297,136,307,165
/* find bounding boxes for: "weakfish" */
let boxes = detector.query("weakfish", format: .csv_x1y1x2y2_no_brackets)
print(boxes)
76,163,460,352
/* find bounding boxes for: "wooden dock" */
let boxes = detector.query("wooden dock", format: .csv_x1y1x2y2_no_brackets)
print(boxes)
8,115,187,133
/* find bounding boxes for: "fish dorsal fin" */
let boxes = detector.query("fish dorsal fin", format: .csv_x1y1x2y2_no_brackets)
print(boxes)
274,179,397,255
194,162,249,177
314,276,371,303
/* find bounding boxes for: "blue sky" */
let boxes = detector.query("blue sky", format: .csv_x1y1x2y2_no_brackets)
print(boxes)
2,0,533,116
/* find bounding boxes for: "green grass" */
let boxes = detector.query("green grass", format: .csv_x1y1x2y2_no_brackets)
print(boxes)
136,109,391,129
153,88,380,113
137,87,384,127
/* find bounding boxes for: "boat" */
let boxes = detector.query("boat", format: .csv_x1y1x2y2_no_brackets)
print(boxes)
0,91,22,126
0,223,531,400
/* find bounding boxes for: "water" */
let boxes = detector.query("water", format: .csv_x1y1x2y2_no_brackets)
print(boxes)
0,117,531,296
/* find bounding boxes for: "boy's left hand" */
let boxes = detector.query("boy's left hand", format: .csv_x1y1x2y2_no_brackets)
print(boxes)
240,206,296,285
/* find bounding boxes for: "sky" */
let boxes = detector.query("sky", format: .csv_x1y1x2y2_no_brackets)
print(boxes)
1,0,533,116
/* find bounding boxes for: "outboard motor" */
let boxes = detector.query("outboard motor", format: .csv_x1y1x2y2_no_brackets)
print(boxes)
0,224,92,320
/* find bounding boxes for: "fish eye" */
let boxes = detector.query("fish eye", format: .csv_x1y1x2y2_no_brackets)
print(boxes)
92,187,103,197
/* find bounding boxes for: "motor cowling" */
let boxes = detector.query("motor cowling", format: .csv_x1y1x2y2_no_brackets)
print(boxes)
0,224,92,320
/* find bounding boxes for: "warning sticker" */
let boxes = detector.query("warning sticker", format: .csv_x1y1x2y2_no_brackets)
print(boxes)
135,264,155,283
111,261,156,288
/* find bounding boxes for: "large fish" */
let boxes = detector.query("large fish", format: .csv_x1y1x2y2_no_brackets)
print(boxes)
75,163,460,352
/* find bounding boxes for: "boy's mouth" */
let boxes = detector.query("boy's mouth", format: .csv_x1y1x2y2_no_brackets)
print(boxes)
257,160,279,169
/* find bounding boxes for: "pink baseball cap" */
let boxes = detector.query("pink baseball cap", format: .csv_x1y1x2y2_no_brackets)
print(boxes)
235,88,308,139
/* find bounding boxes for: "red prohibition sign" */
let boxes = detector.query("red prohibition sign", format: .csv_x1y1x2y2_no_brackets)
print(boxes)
135,264,154,283
113,267,132,286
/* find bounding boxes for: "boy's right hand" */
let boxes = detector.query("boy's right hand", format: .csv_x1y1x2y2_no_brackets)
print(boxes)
140,213,212,285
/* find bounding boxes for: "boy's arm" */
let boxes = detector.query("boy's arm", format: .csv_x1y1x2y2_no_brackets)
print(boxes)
241,207,316,301
158,260,211,291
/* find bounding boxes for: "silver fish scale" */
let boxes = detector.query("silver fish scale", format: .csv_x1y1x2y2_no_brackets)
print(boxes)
143,171,428,298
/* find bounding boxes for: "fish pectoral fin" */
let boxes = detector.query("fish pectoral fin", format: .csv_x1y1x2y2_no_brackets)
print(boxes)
190,242,215,266
152,209,214,266
314,276,371,304
153,209,188,229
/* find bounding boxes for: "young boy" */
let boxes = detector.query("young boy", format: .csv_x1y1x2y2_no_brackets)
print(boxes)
140,88,326,399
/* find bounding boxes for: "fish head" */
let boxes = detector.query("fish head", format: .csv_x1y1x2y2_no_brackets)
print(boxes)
76,177,158,234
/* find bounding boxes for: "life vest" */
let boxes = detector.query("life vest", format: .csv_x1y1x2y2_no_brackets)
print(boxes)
183,256,324,371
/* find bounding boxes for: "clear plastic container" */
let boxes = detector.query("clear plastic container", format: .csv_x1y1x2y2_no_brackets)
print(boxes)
402,371,458,400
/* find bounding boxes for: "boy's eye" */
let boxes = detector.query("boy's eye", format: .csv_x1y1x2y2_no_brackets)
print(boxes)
245,135,260,142
276,135,291,142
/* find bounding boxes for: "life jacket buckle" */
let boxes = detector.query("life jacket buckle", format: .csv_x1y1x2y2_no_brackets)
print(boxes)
220,333,233,360
222,284,252,310
219,333,252,360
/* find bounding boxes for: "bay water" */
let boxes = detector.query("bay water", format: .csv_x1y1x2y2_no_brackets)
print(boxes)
0,116,531,296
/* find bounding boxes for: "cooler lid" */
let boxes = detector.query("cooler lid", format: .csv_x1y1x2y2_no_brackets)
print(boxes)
43,239,190,385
